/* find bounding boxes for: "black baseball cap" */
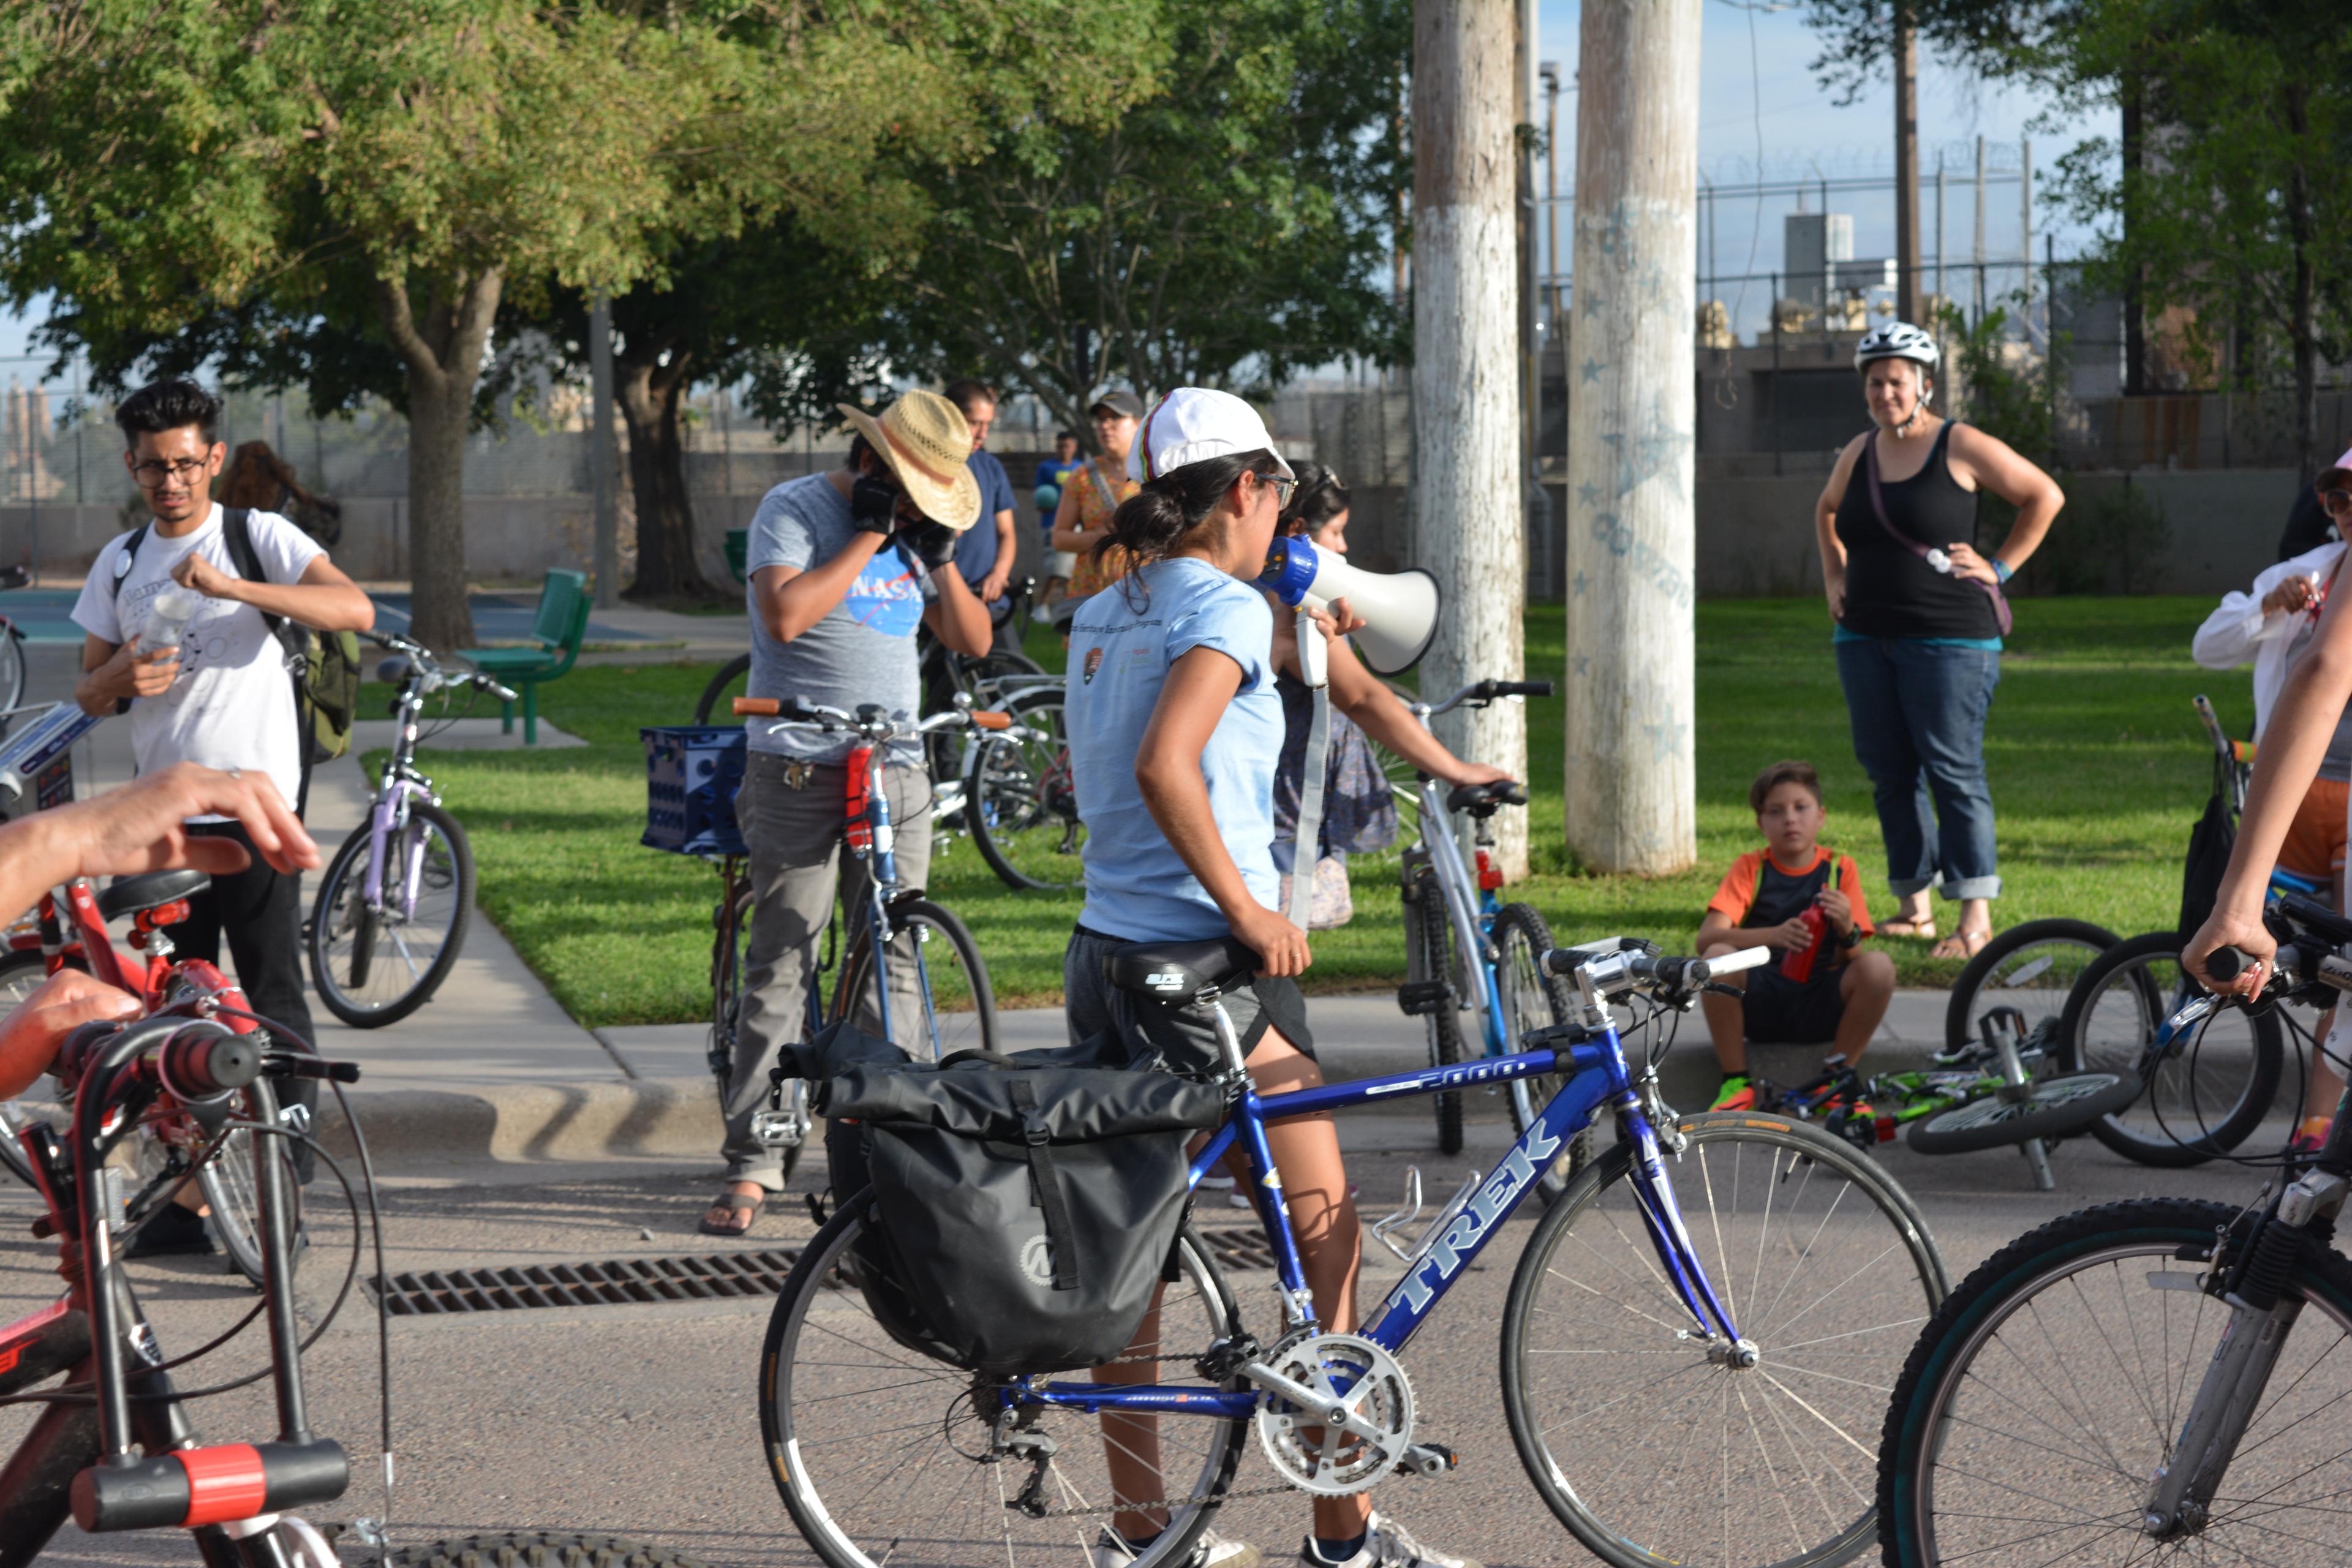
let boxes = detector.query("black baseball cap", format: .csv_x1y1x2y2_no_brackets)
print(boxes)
1088,390,1144,420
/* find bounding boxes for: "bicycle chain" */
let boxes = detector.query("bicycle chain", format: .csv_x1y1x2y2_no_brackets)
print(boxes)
1020,1483,1302,1520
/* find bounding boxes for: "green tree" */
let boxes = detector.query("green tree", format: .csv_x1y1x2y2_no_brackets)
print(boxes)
888,0,1411,437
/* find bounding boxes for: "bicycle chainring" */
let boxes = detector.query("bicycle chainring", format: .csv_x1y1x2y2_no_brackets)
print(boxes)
1251,1332,1414,1496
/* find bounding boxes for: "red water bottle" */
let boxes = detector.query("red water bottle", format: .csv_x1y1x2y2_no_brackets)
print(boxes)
1780,903,1828,982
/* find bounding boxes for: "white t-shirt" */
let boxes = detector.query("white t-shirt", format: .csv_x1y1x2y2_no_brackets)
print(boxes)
71,504,327,814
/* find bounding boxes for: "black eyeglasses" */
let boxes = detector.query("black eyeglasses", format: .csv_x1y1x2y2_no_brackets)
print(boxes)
131,457,209,486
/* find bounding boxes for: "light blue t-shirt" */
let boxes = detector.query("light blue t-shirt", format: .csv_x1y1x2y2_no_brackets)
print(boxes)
742,473,936,763
1066,559,1284,942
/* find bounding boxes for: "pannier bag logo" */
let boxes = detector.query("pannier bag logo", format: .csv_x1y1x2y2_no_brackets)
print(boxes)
1020,1232,1056,1288
1147,970,1187,993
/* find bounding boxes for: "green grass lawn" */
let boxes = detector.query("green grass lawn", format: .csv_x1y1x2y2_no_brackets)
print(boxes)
381,596,2244,1029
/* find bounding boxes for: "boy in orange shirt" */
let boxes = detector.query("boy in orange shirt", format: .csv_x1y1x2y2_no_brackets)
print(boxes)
1700,761,1898,1110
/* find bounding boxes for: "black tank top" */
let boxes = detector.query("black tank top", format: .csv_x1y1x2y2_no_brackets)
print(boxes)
1833,421,1998,641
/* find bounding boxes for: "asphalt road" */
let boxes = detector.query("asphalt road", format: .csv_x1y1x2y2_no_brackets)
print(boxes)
0,1104,2290,1568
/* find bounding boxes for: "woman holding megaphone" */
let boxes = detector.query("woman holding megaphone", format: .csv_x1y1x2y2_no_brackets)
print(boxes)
1061,390,1480,1568
1265,462,1512,926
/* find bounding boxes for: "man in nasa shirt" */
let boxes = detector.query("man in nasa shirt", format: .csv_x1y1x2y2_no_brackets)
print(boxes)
706,391,992,1235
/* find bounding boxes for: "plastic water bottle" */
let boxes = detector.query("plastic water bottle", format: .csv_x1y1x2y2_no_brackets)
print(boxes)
141,585,203,658
1779,903,1828,982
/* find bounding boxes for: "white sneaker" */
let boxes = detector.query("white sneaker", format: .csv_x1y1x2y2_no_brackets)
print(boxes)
1091,1523,1264,1568
1297,1513,1481,1568
1031,603,1054,624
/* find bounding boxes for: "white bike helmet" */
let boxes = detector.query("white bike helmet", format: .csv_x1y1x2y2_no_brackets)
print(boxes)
1855,320,1939,372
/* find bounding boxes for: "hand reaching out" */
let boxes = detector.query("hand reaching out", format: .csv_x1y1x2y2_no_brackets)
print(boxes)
0,968,140,1099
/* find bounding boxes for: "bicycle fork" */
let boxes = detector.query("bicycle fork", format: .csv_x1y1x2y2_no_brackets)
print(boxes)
2142,1167,2347,1537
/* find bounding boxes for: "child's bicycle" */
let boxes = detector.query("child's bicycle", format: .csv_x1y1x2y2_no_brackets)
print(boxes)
1386,678,1570,1166
760,937,1952,1568
1752,1007,2141,1189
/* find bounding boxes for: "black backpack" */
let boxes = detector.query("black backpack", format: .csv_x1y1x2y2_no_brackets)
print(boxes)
112,507,363,810
2179,787,2236,938
801,1022,1227,1376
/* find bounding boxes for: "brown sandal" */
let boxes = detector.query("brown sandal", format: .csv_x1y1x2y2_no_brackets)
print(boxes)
1877,918,1937,940
1930,929,1992,962
699,1193,761,1237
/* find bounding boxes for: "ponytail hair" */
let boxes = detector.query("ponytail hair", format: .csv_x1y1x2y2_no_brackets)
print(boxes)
1278,461,1350,539
1100,450,1283,601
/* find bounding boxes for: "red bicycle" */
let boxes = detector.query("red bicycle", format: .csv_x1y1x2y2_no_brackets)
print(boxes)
0,869,298,1285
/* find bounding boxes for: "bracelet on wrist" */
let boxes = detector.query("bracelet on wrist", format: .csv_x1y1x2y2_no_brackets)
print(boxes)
1991,558,2013,584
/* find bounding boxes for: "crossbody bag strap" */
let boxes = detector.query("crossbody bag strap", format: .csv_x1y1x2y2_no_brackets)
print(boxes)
1009,1077,1079,1291
1859,426,2011,636
223,506,318,813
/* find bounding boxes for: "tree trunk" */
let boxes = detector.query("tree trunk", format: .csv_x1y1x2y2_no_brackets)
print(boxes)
1413,0,1529,878
2120,72,2145,396
618,348,715,601
1561,0,1702,876
2283,85,2318,480
1893,7,1921,324
378,269,502,652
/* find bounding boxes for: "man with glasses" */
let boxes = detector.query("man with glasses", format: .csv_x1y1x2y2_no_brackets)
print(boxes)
67,379,373,1253
2193,441,2352,1156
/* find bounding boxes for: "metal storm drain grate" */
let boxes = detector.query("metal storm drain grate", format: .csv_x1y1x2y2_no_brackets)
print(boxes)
1197,1229,1278,1273
372,1251,802,1316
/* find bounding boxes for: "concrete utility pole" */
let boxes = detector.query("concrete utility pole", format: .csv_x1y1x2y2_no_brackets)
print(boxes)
1562,0,1702,876
589,292,619,609
1414,0,1529,876
1893,7,1922,324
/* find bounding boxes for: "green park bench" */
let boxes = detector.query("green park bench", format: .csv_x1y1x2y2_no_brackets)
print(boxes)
457,568,590,745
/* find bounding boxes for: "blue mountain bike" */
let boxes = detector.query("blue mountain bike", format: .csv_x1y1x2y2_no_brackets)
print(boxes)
760,938,1951,1568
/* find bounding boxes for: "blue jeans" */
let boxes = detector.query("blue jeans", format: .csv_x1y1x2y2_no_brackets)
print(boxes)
1834,637,2002,902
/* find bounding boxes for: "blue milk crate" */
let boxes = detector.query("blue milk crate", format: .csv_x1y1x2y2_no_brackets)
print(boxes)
641,725,748,857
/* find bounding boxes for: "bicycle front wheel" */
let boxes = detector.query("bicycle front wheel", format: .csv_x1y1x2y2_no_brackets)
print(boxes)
1902,1070,2143,1154
0,950,47,1189
692,652,753,725
1879,1199,2352,1567
2058,930,2283,1165
1501,1111,1948,1568
762,1196,1248,1568
0,630,25,720
1493,903,1589,1200
307,802,473,1028
835,897,997,1063
967,688,1086,892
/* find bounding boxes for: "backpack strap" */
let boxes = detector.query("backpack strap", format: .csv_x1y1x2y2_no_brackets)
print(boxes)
221,507,318,815
1009,1077,1079,1291
110,522,152,608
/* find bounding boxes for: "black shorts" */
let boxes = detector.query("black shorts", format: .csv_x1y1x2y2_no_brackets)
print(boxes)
1065,925,1316,1074
1741,965,1847,1046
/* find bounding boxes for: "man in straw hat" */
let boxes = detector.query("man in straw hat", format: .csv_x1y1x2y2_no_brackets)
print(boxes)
706,389,991,1236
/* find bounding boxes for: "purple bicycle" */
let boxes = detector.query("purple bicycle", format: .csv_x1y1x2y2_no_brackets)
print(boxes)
303,631,513,1027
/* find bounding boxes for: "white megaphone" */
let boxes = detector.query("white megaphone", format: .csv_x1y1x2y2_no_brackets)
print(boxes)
1257,536,1442,676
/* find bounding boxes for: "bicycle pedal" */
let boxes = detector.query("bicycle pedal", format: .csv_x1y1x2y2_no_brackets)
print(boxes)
1397,1442,1458,1477
1396,981,1449,1017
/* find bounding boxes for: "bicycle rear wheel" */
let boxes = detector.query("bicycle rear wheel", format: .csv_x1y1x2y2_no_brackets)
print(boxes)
835,897,997,1063
2057,930,2284,1165
1879,1199,2352,1567
1501,1111,1948,1568
1401,859,1464,1153
692,652,753,725
967,688,1086,892
1941,917,2117,1059
1902,1070,2143,1153
0,630,24,721
761,1199,1247,1568
307,802,473,1027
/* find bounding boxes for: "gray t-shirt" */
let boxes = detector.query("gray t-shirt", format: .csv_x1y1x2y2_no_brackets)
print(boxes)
743,473,937,764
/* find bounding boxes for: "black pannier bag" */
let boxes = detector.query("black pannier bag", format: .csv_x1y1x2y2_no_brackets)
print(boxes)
801,1022,1228,1376
2178,787,2235,937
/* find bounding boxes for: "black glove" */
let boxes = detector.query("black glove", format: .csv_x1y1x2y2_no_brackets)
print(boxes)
849,473,901,536
899,519,959,571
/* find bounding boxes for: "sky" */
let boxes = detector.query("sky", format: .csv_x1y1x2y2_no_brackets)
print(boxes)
2,2,2116,377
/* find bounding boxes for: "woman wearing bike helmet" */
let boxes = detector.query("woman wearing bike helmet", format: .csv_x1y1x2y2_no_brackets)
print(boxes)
1062,388,1480,1568
1817,320,2063,961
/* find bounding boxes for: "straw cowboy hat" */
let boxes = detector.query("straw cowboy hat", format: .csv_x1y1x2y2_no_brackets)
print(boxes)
837,391,982,531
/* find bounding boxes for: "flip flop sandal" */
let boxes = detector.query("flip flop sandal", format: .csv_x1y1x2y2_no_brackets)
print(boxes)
699,1193,761,1237
1931,930,1992,961
1877,918,1938,940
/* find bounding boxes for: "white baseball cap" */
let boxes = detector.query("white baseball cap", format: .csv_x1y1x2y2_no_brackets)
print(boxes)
1126,388,1296,486
2321,445,2352,490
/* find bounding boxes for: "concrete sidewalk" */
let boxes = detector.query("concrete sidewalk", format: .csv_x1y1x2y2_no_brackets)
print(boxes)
17,643,1966,1168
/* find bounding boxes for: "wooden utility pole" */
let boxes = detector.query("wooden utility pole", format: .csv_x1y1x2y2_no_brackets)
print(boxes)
1414,0,1529,876
1894,6,1922,323
1562,0,1701,875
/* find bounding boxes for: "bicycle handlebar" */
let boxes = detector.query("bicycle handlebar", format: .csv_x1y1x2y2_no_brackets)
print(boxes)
733,696,1014,738
368,631,519,703
1425,678,1556,717
58,1016,262,1102
1543,943,1770,998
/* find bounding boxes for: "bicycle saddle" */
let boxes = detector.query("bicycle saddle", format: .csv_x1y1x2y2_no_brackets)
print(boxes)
98,869,211,921
1446,779,1526,816
1102,937,1256,1008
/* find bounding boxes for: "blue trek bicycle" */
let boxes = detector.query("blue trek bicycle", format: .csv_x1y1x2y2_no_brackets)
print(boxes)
759,938,1951,1568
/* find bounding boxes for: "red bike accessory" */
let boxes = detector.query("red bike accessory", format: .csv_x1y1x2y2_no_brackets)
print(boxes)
0,1299,70,1380
1474,851,1504,892
1874,1112,1897,1144
843,745,875,853
1779,904,1828,984
71,1438,350,1532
